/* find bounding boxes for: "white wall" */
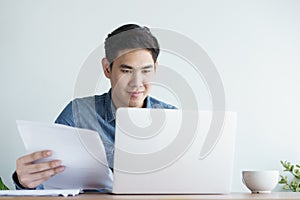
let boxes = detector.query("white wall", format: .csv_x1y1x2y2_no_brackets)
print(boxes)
1,0,300,191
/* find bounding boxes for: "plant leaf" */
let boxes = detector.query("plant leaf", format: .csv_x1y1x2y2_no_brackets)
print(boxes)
283,185,290,190
279,175,288,184
0,177,9,190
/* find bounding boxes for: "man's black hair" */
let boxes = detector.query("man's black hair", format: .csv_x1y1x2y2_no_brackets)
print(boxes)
104,24,160,67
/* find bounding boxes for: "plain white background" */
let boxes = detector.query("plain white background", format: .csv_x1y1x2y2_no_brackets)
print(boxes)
1,0,300,192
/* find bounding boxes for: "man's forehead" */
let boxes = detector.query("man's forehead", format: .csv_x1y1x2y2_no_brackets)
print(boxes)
113,49,155,67
115,48,152,58
117,48,140,56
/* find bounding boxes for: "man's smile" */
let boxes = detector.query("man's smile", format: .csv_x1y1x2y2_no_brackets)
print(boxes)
129,91,144,98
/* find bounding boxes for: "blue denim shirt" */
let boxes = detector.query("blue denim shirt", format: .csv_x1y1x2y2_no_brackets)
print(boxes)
13,89,176,189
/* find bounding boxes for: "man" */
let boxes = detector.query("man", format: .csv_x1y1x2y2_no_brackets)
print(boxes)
13,24,176,189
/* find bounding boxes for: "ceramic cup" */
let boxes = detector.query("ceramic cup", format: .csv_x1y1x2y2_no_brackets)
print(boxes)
242,170,279,193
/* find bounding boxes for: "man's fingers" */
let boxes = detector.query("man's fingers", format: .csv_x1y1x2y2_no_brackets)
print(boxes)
30,166,65,181
17,150,52,166
15,150,65,188
18,166,65,189
24,160,62,174
21,176,52,189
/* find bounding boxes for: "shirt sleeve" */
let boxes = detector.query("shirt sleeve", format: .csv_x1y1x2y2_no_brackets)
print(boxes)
55,101,75,126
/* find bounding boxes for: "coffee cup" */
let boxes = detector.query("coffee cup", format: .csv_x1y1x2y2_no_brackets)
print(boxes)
242,170,279,193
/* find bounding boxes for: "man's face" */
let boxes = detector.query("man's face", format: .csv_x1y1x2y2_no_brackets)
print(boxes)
103,49,157,108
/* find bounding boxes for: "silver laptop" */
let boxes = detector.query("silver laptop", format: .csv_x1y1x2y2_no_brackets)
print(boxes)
112,108,237,194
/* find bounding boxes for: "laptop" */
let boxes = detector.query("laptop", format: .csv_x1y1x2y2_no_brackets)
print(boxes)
112,108,237,194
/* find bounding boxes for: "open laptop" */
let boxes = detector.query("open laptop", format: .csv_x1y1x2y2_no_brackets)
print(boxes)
112,108,237,194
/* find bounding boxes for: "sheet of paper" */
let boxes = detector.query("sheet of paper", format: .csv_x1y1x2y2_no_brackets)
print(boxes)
0,189,80,197
16,120,113,190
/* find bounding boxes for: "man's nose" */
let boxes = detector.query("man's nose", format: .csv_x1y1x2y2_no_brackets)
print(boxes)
129,72,143,87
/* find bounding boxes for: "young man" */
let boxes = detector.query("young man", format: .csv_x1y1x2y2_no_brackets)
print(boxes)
13,24,176,189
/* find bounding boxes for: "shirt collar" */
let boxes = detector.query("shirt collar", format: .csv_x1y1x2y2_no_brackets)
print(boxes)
105,89,115,123
144,96,151,108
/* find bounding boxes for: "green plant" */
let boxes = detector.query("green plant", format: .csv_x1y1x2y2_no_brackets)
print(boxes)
279,161,300,192
0,177,9,190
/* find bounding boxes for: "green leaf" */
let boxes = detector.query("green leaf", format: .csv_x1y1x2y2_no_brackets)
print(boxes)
283,185,290,190
290,181,299,192
295,174,300,180
283,161,289,168
279,175,288,184
281,161,293,171
279,179,287,184
293,169,300,179
0,177,9,190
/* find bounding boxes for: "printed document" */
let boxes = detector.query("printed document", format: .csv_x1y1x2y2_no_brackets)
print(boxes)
16,120,113,190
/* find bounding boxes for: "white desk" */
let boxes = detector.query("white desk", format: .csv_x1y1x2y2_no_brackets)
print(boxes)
1,192,300,200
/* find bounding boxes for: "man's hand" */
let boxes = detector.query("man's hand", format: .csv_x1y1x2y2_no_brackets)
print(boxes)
16,150,65,189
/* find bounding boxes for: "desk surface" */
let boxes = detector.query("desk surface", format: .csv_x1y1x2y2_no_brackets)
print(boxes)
1,193,300,200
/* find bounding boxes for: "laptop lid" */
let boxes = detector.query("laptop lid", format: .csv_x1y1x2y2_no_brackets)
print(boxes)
113,108,237,194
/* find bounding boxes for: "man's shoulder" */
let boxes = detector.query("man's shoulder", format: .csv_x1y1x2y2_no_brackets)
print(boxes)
71,92,108,105
55,92,110,126
147,96,177,109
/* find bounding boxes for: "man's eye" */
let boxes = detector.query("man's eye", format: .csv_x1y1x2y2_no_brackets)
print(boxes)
121,69,132,73
142,70,152,73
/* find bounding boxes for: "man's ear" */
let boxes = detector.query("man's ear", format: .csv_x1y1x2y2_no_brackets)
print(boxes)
154,61,158,72
102,58,111,78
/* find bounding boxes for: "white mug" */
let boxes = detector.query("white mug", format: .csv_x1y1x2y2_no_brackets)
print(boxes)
242,170,279,193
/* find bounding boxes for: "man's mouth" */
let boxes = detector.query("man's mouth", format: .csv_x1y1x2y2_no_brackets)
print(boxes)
129,91,144,98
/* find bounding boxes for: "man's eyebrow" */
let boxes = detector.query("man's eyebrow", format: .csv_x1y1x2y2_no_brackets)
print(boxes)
119,64,154,69
120,64,133,69
141,65,154,69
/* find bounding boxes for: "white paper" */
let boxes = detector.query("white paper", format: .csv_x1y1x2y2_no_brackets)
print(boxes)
0,189,80,197
16,120,113,190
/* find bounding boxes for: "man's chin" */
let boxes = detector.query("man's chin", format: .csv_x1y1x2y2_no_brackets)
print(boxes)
128,98,145,108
